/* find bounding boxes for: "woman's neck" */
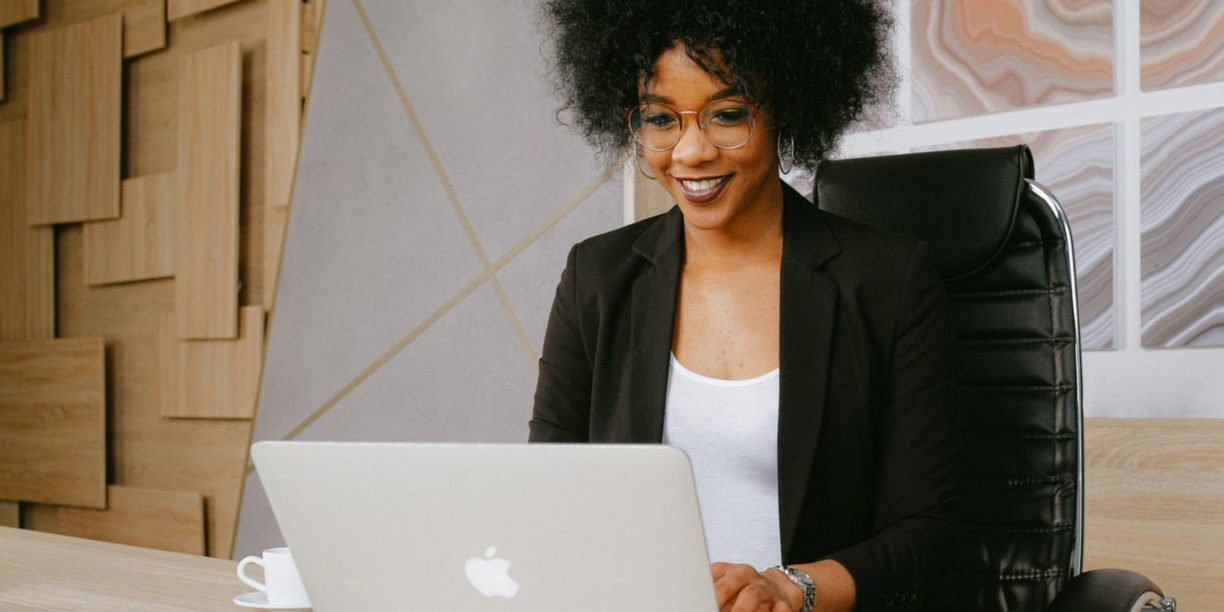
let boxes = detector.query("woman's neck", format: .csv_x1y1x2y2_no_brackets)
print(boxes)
681,179,784,268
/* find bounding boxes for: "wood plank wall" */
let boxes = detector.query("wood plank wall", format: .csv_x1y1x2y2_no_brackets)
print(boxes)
0,338,107,509
0,0,325,558
174,41,241,339
83,173,177,286
24,13,122,226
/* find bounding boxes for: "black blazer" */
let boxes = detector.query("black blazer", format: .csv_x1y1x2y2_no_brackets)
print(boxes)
529,182,962,610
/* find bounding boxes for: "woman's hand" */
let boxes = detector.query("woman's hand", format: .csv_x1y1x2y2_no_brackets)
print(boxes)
711,562,803,612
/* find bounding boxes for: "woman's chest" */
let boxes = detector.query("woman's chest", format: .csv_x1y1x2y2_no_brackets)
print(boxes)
671,264,781,380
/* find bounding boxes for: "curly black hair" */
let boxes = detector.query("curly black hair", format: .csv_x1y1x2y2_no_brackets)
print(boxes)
539,0,896,172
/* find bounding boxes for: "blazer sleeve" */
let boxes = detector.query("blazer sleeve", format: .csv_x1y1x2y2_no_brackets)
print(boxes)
824,242,963,608
528,244,592,442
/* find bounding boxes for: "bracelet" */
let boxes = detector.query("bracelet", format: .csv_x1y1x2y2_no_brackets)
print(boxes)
766,565,815,612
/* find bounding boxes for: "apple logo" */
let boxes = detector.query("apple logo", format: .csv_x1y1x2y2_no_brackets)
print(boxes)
464,546,520,598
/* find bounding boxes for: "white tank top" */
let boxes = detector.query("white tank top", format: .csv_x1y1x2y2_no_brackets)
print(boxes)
662,352,782,568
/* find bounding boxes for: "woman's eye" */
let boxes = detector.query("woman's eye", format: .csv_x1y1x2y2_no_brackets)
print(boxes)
643,113,678,129
711,108,748,125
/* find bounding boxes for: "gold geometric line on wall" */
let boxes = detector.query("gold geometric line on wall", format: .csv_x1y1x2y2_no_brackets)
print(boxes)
491,164,619,270
243,169,614,472
232,170,616,479
278,271,490,444
352,0,537,368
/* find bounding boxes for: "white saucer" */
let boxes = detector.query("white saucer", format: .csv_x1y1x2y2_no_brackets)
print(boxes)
233,591,311,609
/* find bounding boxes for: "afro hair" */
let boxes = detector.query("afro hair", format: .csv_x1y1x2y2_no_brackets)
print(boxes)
539,0,896,172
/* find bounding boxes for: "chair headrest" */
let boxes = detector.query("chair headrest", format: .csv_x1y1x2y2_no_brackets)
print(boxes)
814,145,1033,280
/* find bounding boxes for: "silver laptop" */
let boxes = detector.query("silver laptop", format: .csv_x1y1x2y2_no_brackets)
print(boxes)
250,441,718,611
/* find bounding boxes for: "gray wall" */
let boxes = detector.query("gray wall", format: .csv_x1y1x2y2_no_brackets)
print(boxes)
234,0,622,558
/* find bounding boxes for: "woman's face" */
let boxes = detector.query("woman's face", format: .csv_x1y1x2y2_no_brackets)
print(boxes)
638,44,780,232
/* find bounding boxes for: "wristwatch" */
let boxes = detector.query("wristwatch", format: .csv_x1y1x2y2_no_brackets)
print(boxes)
767,565,815,612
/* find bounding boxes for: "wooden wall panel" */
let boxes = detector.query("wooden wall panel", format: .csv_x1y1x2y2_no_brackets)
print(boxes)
84,173,176,286
118,0,168,57
53,485,206,555
1084,418,1224,609
58,2,268,558
0,338,106,508
57,0,168,58
5,0,293,559
124,1,270,309
168,0,242,22
0,16,32,118
265,0,299,211
300,0,326,99
4,0,277,559
176,42,241,339
0,502,17,527
24,14,122,226
1,32,5,101
160,306,264,419
125,0,268,178
0,0,37,28
55,225,251,559
263,203,289,311
261,0,324,312
0,121,54,341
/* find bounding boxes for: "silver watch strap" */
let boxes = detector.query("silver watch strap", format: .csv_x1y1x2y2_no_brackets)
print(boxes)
767,565,815,612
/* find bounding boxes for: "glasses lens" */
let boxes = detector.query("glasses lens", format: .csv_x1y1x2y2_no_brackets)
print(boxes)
701,100,753,149
632,104,681,151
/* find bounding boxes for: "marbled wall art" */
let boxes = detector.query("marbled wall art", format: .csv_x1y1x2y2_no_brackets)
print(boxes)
1141,0,1224,90
911,0,1114,123
1140,107,1224,348
918,124,1116,349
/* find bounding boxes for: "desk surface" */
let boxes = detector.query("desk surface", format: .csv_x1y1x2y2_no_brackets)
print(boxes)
0,526,249,610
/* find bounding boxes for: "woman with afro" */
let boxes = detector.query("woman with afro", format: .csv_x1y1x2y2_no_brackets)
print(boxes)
529,2,962,610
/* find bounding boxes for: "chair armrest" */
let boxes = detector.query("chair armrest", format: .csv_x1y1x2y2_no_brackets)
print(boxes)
1048,568,1174,612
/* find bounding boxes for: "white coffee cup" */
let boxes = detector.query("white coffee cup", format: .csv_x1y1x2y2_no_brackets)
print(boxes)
237,547,312,607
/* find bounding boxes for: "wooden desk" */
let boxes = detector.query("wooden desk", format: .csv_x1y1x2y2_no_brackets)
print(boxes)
0,526,249,610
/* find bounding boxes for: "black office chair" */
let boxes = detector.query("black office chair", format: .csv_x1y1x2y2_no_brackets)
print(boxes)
813,146,1176,611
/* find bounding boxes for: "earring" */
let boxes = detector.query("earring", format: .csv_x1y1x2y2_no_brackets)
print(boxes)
777,129,795,174
634,143,656,180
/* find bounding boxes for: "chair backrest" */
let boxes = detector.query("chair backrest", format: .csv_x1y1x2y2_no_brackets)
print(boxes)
814,146,1084,610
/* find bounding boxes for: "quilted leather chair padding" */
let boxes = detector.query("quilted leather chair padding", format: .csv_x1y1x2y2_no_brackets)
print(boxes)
815,146,1078,610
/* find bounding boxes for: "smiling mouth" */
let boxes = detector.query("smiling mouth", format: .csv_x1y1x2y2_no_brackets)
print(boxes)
676,175,731,203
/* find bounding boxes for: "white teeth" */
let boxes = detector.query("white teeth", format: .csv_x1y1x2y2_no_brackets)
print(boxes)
681,177,725,192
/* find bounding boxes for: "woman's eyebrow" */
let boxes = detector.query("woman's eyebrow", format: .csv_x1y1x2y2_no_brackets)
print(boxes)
638,86,745,105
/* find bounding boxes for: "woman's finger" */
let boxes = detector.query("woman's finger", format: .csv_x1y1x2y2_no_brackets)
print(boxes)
714,574,745,609
714,564,754,608
729,582,770,612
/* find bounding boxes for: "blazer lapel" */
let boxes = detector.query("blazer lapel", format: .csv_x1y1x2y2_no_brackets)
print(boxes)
777,185,841,560
626,206,684,443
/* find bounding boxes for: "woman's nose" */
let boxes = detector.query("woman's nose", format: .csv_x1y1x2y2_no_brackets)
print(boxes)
670,118,718,167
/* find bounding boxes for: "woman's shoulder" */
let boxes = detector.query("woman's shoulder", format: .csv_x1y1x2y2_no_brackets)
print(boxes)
786,198,936,285
578,207,675,252
793,204,947,323
567,206,680,273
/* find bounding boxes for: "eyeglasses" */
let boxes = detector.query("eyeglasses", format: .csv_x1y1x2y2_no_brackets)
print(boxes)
624,98,759,152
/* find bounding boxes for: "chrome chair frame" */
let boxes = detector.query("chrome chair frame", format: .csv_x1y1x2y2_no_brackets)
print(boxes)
1027,180,1176,612
1024,179,1085,581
